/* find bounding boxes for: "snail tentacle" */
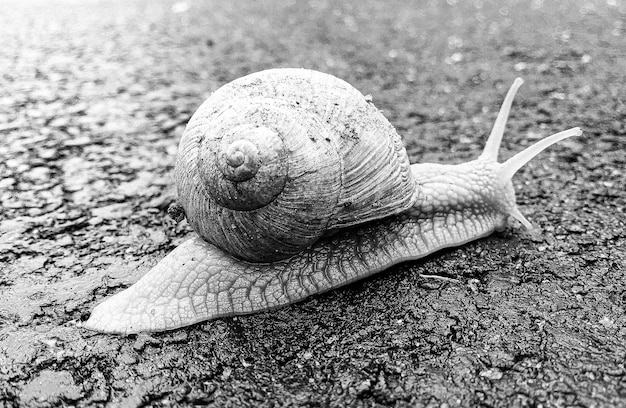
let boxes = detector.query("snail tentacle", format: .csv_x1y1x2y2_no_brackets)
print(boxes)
498,127,581,182
481,78,524,161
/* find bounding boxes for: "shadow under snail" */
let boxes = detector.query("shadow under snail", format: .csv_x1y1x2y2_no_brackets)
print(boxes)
84,68,581,334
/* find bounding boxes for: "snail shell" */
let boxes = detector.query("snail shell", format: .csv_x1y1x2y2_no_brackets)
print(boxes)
176,69,417,262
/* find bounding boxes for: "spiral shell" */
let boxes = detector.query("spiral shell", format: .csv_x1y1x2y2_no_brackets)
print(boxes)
176,68,417,262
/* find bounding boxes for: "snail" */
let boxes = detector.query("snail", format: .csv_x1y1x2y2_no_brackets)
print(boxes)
84,68,581,334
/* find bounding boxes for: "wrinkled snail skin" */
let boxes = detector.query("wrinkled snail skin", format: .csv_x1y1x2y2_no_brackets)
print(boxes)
84,70,582,334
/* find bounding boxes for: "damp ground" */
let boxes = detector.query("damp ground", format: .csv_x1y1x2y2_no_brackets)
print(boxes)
1,0,625,406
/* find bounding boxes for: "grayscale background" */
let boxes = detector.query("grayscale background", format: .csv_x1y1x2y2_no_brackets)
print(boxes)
1,0,624,406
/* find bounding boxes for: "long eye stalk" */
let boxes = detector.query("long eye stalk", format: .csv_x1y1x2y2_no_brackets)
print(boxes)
499,127,582,183
480,78,524,162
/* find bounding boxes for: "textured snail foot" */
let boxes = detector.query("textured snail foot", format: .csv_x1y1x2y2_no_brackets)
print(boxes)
83,205,502,335
84,236,242,334
84,74,583,335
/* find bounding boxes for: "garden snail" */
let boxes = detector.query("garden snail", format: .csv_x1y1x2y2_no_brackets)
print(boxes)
84,68,581,334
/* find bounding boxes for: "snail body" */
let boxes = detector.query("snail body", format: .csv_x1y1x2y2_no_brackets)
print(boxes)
85,69,581,334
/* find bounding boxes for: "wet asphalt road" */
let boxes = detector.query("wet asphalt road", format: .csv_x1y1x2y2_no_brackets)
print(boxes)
1,0,625,406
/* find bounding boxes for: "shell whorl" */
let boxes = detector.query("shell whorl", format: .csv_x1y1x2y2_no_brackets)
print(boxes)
176,68,417,262
220,137,261,182
201,124,288,210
